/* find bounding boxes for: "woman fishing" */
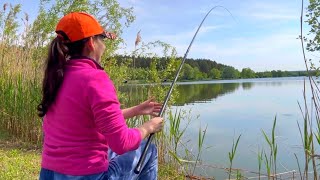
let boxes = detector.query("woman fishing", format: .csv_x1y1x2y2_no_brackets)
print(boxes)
38,12,163,180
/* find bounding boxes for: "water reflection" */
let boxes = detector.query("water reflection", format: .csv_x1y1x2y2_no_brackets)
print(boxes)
118,77,310,179
242,82,253,90
118,78,306,107
175,83,241,105
119,82,253,106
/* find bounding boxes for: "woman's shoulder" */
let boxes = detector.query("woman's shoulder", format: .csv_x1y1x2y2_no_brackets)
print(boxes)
86,69,111,82
84,70,115,90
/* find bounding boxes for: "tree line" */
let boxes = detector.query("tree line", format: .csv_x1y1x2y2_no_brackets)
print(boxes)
114,55,313,81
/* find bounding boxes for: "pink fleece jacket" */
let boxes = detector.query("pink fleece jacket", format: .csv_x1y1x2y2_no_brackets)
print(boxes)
41,57,142,176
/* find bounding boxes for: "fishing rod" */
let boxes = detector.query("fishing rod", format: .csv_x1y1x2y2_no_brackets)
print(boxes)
134,6,230,174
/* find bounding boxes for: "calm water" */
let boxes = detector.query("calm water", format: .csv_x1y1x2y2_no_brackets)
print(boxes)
120,77,314,179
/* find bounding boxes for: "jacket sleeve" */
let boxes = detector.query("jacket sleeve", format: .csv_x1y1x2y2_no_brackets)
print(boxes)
86,70,142,155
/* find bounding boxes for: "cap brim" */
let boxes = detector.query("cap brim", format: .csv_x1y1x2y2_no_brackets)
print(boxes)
103,31,117,40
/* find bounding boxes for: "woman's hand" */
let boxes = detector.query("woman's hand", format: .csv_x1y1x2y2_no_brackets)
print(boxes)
138,117,164,139
122,98,162,119
137,98,162,116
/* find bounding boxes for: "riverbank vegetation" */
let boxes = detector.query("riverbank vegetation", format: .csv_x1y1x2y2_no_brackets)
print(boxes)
0,1,207,179
2,0,320,179
115,55,312,81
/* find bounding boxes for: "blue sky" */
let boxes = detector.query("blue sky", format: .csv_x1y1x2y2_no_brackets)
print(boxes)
4,0,309,71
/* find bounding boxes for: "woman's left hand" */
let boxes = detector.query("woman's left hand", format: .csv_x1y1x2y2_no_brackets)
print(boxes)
138,98,162,116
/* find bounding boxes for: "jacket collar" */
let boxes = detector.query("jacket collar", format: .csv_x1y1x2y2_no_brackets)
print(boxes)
69,56,104,70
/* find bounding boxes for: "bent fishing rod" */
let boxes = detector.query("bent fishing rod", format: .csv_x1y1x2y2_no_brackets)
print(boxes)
134,6,230,174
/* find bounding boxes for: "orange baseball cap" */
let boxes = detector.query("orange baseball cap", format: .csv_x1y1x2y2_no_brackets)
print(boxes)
56,12,116,42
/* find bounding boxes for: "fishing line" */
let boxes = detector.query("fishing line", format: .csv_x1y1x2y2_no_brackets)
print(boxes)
133,5,235,176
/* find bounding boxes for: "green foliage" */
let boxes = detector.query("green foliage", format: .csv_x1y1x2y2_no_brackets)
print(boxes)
120,82,243,108
0,137,40,180
190,124,207,176
270,70,283,77
1,2,193,178
29,0,134,50
181,64,195,80
193,67,204,80
235,170,244,180
0,134,184,180
240,68,256,79
302,2,320,178
0,0,137,144
255,70,310,78
261,116,278,179
305,0,320,52
115,55,310,81
257,148,263,180
0,3,21,44
168,109,188,153
222,66,240,79
255,71,272,78
208,68,221,79
228,134,241,180
0,149,39,179
158,163,185,180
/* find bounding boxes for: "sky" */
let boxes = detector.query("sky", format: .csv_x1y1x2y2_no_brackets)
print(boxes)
2,0,311,72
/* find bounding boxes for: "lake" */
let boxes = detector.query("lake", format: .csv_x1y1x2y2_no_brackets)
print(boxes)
120,77,314,179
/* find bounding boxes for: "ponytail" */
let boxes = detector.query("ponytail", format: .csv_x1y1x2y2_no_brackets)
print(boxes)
37,34,89,117
37,37,68,117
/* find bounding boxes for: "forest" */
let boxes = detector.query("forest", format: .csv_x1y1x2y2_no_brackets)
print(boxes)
114,55,311,81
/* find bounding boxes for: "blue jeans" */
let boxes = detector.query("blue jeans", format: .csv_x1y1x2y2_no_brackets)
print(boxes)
39,140,158,180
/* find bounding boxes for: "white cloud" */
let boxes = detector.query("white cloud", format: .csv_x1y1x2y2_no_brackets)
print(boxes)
118,0,306,71
192,33,304,71
162,30,305,71
119,27,305,71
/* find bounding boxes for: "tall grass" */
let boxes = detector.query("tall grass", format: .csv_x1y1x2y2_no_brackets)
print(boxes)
257,148,263,180
0,3,43,145
6,1,320,180
0,1,208,179
297,0,320,179
228,134,241,180
261,116,278,179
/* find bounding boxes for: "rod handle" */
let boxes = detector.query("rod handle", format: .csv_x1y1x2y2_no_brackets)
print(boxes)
134,133,154,174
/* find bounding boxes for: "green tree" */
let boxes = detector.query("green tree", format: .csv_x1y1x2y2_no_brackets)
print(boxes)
222,67,240,79
181,64,195,80
28,0,134,55
255,72,263,78
198,60,210,74
209,68,221,79
193,67,203,80
271,70,277,77
282,70,289,77
304,0,320,76
257,71,272,78
263,71,273,78
240,68,256,79
306,0,320,52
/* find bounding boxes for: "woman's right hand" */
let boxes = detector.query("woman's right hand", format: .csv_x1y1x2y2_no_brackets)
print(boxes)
138,117,164,139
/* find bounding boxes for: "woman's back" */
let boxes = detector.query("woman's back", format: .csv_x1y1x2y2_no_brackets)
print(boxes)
42,58,111,175
38,12,163,179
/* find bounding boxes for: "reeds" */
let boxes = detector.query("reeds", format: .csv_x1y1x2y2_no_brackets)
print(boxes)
228,134,241,180
261,117,278,179
0,2,203,179
4,1,320,180
0,3,43,145
296,0,320,179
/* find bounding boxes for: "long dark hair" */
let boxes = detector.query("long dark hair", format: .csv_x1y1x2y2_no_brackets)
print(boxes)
37,33,89,117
